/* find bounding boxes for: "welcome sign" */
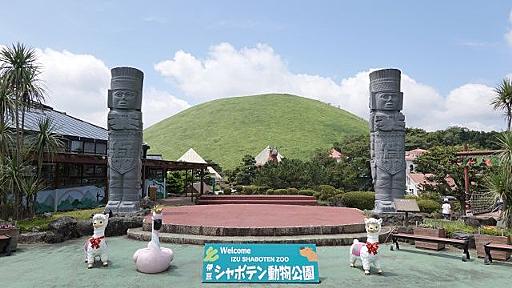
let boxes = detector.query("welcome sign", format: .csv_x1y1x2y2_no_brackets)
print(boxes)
202,243,320,283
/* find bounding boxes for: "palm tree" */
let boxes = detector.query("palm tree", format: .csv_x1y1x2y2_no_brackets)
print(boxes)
486,132,512,228
0,78,15,125
491,78,512,131
0,43,45,158
30,116,63,178
18,175,45,218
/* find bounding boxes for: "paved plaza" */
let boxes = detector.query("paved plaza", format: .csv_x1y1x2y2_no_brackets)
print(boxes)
1,237,510,288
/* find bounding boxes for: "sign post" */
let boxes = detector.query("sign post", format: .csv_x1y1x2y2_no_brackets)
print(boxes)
202,243,320,283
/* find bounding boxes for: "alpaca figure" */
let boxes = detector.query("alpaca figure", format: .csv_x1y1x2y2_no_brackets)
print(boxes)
84,213,110,268
350,218,383,275
133,206,174,273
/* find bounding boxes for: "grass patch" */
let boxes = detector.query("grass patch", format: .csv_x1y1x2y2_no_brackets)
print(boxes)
421,219,512,237
16,208,103,232
144,94,368,169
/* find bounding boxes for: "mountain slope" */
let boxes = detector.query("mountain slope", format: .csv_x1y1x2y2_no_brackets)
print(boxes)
144,94,368,170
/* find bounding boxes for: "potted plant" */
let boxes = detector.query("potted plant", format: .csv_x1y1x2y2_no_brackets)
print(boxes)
0,221,19,252
474,226,511,261
414,223,446,250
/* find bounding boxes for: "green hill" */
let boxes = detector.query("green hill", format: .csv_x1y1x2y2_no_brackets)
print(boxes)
144,94,368,170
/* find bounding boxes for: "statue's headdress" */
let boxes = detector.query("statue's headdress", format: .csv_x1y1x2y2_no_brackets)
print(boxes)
108,67,144,110
369,69,402,110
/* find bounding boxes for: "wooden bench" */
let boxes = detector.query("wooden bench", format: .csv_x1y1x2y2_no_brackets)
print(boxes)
483,242,512,264
0,234,11,256
392,233,470,261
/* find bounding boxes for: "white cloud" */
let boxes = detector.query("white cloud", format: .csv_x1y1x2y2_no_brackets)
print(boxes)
37,48,110,128
142,88,190,127
33,48,189,129
155,42,505,131
506,10,512,47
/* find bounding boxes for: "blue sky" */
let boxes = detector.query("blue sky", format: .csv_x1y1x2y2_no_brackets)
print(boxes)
1,0,512,130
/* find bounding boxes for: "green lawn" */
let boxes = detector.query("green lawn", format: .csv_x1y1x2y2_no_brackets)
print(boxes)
144,94,368,170
16,208,103,232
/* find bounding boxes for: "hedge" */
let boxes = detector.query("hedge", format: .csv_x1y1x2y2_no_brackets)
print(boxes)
298,189,315,196
341,191,375,210
417,199,441,214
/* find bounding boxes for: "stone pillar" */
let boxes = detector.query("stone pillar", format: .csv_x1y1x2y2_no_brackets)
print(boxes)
369,69,406,213
105,67,144,215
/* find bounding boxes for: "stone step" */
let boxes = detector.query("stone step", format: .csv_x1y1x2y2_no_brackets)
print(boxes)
127,227,392,246
143,222,366,236
199,195,316,201
196,199,317,206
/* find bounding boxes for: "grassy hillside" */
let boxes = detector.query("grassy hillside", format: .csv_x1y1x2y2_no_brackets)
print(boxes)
144,94,368,170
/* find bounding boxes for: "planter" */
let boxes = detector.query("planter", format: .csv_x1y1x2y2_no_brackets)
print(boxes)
474,234,511,261
0,227,19,251
414,227,446,250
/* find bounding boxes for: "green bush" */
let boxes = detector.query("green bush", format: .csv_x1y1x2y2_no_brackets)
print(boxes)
328,194,344,206
341,191,375,210
266,189,274,195
417,199,441,213
287,188,299,195
223,188,232,195
314,185,337,201
299,189,315,196
274,189,287,195
233,185,243,194
317,185,336,193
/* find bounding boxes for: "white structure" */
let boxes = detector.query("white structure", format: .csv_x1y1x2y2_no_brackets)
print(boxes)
406,172,456,196
405,148,427,174
255,145,283,167
178,148,223,181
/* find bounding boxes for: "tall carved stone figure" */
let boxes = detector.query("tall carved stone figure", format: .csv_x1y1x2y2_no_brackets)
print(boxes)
105,67,144,214
369,69,406,213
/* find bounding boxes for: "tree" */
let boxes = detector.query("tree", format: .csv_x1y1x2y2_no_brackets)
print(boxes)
231,155,256,185
414,146,489,212
485,132,512,228
0,43,44,156
30,117,63,178
491,78,512,131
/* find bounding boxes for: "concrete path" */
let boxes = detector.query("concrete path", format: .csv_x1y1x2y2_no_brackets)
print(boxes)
0,237,510,288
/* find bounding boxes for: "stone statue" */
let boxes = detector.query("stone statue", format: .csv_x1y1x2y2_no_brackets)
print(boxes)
105,67,144,215
369,69,406,213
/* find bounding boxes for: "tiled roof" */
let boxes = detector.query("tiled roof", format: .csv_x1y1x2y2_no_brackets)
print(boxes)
405,148,427,161
8,106,107,141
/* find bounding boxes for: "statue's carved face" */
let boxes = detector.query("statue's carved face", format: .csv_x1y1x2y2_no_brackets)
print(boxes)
112,89,138,109
375,92,400,110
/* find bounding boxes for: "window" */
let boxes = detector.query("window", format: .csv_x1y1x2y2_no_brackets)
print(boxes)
84,142,95,154
71,140,83,153
96,143,107,155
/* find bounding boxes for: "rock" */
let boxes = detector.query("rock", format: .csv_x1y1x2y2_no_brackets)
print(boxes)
452,232,476,249
43,231,64,243
379,212,425,227
47,216,80,241
462,216,481,227
105,216,144,237
477,217,497,227
18,232,46,244
31,226,40,232
77,219,93,236
43,212,52,218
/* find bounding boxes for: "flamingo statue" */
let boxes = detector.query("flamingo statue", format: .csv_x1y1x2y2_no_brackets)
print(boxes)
133,206,174,273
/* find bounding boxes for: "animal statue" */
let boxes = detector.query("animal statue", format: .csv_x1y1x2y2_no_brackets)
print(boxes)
133,206,174,273
84,212,110,268
349,218,383,275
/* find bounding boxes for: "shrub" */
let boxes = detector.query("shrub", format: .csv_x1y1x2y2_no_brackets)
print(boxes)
317,185,336,194
266,189,274,195
299,189,315,196
287,188,299,195
223,188,232,195
341,191,375,210
328,194,344,206
315,185,337,201
313,191,322,199
274,189,287,195
417,199,441,213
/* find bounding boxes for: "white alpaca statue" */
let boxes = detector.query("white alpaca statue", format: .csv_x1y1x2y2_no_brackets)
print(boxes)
350,217,383,275
84,213,110,268
133,206,174,273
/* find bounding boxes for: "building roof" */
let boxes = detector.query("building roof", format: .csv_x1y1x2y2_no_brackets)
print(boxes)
255,145,283,166
405,148,427,161
178,148,208,164
407,172,457,189
329,148,343,160
178,148,222,179
8,106,107,141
